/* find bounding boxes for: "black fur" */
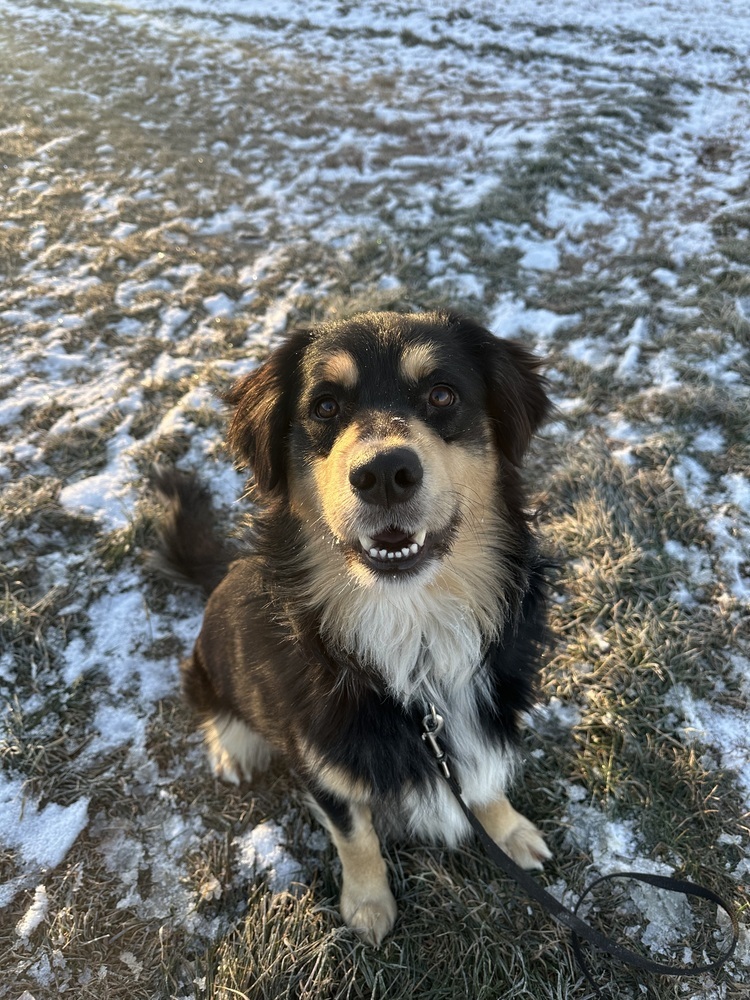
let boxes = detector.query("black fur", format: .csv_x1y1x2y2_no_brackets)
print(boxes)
149,465,238,594
154,310,552,939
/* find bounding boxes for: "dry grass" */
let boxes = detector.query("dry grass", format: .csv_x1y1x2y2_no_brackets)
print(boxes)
1,4,749,1000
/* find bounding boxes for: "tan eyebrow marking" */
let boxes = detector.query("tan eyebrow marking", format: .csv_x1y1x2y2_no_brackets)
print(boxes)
318,350,359,389
399,343,440,384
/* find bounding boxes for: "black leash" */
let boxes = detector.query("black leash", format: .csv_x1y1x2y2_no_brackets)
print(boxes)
421,705,739,993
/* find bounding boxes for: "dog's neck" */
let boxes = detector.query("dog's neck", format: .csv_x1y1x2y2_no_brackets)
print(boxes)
300,517,522,708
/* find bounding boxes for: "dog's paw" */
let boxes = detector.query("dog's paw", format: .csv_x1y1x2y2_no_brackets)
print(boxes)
341,884,397,946
496,814,552,871
202,714,271,785
205,743,243,785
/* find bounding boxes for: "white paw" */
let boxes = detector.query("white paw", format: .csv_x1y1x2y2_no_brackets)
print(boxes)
202,714,270,785
341,884,397,946
207,744,248,785
497,815,552,871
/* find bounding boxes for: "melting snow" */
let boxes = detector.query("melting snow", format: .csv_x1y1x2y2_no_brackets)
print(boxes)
0,778,89,905
0,0,748,989
234,821,304,894
16,885,49,941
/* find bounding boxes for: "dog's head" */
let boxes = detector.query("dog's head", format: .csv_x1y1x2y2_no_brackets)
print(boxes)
225,311,549,588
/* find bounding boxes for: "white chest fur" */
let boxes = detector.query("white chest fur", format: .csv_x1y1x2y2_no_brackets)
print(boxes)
399,676,519,847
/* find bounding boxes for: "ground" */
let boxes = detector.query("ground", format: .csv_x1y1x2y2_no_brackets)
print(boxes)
0,1,749,998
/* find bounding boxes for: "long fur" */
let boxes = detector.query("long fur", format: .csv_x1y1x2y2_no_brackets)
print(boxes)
154,309,553,943
148,465,237,595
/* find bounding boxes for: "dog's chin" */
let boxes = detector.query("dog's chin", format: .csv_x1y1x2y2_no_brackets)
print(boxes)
349,524,448,578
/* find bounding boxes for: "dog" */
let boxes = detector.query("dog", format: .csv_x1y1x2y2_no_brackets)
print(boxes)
152,309,553,945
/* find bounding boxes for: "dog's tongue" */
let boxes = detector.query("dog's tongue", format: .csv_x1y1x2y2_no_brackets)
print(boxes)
372,526,411,546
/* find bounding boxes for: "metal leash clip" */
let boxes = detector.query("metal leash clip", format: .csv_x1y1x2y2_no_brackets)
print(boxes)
421,703,453,780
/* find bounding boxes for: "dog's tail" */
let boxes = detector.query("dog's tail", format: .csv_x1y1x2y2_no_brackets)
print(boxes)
149,466,238,596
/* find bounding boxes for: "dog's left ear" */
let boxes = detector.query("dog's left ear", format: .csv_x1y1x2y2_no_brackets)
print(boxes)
224,329,312,496
451,314,550,465
484,336,551,465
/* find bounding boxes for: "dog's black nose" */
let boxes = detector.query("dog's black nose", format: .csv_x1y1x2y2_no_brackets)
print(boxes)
349,447,424,506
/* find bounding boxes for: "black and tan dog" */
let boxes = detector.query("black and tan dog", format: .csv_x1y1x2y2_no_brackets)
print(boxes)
153,310,552,944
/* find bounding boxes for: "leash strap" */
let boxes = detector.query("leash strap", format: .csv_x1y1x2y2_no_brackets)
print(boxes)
421,707,739,991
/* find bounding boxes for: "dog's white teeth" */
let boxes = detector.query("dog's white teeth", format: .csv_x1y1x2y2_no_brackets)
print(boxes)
366,534,426,562
414,529,427,546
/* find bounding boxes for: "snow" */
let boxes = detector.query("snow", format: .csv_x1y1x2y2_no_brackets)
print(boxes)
234,821,304,894
673,457,713,508
693,428,725,453
203,293,236,319
0,0,749,990
58,459,138,531
0,778,89,900
562,801,737,958
489,296,580,344
90,703,147,754
16,885,49,941
566,336,616,370
723,474,750,514
668,685,750,803
519,242,561,272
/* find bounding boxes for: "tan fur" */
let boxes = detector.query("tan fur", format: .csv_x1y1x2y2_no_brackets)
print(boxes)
307,413,503,561
398,342,440,384
474,796,552,870
316,350,359,389
323,803,396,946
299,741,372,804
307,419,374,532
288,414,515,702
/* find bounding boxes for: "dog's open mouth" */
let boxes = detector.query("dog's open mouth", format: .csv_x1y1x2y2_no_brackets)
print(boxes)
357,526,428,573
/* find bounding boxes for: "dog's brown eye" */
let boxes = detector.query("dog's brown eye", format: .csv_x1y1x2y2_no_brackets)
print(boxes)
314,396,339,420
428,385,455,408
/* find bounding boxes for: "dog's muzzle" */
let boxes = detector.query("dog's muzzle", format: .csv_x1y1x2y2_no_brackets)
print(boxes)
347,446,433,574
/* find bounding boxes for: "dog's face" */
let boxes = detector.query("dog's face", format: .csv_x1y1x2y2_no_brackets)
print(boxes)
226,311,549,589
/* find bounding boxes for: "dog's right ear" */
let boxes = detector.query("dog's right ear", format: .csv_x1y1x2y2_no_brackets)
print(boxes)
224,329,312,496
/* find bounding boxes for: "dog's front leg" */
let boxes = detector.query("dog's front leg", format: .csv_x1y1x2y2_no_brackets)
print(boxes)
313,793,396,946
475,795,552,870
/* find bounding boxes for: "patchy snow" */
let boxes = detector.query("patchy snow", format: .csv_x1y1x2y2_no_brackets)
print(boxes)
0,778,89,903
58,457,139,531
519,241,561,272
203,292,236,319
723,474,750,514
0,0,749,992
566,803,641,871
234,821,304,895
693,428,726,453
563,801,736,959
15,885,49,941
668,684,750,807
673,456,713,508
566,336,616,370
489,295,580,346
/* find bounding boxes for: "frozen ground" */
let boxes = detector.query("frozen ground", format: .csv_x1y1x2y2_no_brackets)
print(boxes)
0,1,749,998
